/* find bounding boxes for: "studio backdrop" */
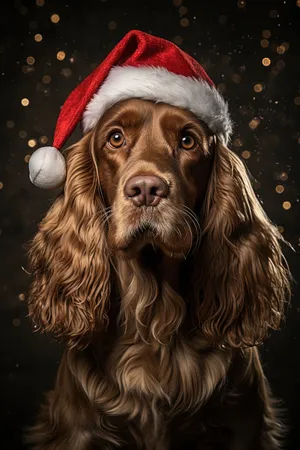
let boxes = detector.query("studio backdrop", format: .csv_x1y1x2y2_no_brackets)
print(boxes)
0,0,299,449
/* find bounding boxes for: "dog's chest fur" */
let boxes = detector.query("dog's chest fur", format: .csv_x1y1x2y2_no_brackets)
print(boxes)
103,334,232,444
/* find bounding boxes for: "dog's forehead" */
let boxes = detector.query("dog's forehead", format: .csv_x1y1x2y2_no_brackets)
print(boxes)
99,98,203,129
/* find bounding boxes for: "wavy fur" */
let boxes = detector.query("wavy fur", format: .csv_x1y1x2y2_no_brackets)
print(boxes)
26,100,293,450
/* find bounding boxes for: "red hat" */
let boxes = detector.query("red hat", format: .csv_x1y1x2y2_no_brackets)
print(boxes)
29,29,232,189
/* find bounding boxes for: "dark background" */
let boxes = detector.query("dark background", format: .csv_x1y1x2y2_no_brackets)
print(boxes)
1,0,300,448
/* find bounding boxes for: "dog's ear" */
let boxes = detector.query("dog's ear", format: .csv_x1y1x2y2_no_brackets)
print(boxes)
193,139,292,348
27,132,111,348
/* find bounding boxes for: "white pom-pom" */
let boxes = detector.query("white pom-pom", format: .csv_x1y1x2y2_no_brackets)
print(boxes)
28,146,66,189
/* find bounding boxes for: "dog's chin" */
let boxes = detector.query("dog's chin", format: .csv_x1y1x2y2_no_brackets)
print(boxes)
114,227,190,261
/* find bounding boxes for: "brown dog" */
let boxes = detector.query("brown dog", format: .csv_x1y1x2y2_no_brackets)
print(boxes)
27,99,292,449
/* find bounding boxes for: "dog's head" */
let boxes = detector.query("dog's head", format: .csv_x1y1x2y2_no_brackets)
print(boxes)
27,99,292,348
94,98,213,260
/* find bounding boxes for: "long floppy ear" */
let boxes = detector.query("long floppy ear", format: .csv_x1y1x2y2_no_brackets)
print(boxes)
193,139,293,348
27,131,111,348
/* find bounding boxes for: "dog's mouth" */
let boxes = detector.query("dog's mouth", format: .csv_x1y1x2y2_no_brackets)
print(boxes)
131,223,158,240
115,220,190,260
119,222,161,252
109,203,197,260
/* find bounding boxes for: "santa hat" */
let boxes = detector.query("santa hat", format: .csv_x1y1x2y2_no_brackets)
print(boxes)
29,29,232,189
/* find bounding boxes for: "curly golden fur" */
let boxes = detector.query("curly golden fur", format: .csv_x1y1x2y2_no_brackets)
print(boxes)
26,99,292,450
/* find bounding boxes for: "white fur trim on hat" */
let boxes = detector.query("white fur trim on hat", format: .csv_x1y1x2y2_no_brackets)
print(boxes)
29,146,66,189
82,66,233,144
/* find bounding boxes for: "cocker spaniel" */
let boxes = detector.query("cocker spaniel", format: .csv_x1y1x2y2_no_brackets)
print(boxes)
27,98,292,450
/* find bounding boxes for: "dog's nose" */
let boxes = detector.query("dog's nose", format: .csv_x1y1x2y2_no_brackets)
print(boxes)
124,175,169,207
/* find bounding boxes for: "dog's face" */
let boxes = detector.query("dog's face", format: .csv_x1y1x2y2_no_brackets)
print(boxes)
94,98,214,259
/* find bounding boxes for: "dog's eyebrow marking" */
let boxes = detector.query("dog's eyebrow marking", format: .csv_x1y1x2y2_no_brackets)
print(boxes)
105,107,151,129
157,109,203,131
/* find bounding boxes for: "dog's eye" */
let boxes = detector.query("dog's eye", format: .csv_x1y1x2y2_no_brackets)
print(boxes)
180,134,196,150
108,132,126,148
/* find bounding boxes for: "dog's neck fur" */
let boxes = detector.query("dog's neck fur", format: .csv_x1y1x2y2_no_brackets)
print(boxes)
114,248,188,346
156,254,182,293
103,249,231,436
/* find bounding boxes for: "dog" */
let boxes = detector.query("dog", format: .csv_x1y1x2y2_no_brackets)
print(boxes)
26,98,292,449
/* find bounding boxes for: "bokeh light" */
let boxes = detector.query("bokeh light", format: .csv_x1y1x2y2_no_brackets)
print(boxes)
262,29,271,38
241,150,251,159
180,18,189,27
108,21,117,30
261,39,269,48
57,51,66,61
282,201,291,210
254,83,263,93
26,56,35,65
237,0,246,8
294,97,300,106
21,98,29,106
42,75,51,84
249,118,260,130
28,139,37,148
262,57,271,66
34,33,43,42
50,14,60,23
